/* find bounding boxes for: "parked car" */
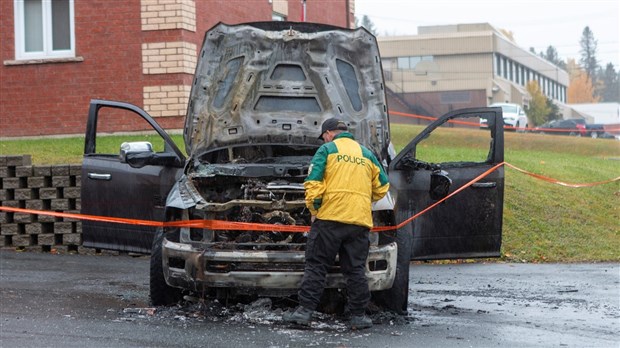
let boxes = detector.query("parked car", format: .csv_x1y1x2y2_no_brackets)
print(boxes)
534,119,586,136
585,123,607,138
480,103,528,132
81,22,505,314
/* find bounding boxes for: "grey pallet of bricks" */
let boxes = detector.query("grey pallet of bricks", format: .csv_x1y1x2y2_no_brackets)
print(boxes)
0,155,82,253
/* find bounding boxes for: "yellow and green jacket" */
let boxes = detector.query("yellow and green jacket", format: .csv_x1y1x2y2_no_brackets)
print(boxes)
304,132,390,228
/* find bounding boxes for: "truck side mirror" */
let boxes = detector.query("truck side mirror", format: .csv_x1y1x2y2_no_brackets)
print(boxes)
430,170,452,200
120,141,154,168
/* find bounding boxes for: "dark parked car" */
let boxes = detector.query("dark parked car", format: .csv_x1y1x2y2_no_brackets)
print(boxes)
583,123,617,139
534,119,586,136
81,22,505,314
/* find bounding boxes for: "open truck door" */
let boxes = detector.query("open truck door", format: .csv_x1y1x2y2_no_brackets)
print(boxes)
81,100,185,253
389,107,504,260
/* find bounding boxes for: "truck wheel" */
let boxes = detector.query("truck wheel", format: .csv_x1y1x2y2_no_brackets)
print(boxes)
150,228,183,306
372,223,413,314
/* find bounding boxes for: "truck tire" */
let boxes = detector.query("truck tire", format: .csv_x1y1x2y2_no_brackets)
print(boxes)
150,228,183,306
372,223,413,314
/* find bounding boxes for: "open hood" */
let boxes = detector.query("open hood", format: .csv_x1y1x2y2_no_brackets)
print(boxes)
184,21,390,162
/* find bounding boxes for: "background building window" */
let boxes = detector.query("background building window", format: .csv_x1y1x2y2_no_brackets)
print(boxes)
440,91,471,104
14,0,75,60
397,55,433,70
272,12,286,21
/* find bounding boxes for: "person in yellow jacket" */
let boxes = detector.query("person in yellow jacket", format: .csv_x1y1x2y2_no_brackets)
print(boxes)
283,118,390,330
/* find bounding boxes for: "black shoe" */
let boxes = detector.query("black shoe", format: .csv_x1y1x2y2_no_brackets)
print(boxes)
282,306,313,326
350,315,373,330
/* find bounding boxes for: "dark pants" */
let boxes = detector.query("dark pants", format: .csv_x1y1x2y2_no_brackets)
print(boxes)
298,219,370,316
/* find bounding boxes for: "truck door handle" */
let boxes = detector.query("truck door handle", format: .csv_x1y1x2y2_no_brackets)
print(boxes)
88,173,112,180
472,182,496,188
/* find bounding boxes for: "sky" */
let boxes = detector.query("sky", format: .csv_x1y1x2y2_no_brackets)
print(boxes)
355,0,619,69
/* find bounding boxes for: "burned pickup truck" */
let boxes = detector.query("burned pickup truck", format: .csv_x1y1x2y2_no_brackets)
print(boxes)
81,22,504,314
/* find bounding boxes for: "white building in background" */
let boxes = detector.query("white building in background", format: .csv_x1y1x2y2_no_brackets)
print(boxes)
377,23,571,120
567,103,620,125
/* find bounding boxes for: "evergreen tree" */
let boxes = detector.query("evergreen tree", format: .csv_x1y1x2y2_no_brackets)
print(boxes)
545,98,562,122
531,46,566,70
358,15,378,36
598,63,619,102
544,45,566,69
579,26,599,86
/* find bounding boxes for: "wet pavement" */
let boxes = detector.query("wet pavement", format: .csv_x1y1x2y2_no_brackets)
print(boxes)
1,250,618,347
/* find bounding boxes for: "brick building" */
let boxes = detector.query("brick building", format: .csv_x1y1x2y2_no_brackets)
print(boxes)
0,0,354,138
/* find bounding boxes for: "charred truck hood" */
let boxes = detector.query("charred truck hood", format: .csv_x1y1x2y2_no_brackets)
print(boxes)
183,21,390,163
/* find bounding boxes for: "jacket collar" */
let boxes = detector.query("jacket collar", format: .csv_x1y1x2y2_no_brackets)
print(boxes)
333,132,355,141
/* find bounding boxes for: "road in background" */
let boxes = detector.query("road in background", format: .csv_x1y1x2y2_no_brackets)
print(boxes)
1,250,618,347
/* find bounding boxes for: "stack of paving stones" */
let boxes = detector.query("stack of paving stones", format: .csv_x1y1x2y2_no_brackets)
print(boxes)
0,155,82,253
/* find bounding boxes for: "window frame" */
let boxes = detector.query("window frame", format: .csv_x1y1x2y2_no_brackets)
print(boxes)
272,12,286,21
397,55,434,70
14,0,76,60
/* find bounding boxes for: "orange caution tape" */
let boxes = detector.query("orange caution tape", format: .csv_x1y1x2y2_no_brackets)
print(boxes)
1,162,617,233
372,161,506,232
0,207,163,227
389,110,438,122
390,110,491,128
389,110,620,134
165,219,310,232
504,162,620,187
0,206,311,232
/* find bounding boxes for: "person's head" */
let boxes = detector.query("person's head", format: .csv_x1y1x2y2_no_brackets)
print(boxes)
318,118,348,142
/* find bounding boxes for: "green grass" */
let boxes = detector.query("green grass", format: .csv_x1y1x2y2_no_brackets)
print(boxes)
0,134,186,165
2,126,619,262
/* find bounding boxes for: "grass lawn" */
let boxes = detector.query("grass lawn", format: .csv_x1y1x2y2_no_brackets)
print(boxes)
2,124,619,262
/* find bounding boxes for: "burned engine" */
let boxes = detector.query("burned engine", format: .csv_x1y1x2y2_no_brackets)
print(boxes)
184,146,315,250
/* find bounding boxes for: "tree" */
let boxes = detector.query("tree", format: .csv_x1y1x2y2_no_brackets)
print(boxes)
543,45,566,69
499,29,515,43
530,46,566,70
565,59,581,80
598,63,619,102
579,26,599,86
526,81,550,126
545,97,562,122
567,69,600,103
356,15,378,36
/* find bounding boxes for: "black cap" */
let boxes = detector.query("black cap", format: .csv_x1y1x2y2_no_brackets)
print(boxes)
318,118,348,140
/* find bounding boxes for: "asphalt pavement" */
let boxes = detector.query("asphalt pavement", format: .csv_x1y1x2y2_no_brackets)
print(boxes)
1,250,618,347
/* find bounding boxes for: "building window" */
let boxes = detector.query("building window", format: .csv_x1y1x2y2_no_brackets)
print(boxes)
14,0,75,60
515,64,520,85
272,12,286,21
562,86,566,102
495,54,501,76
526,69,531,83
397,55,433,70
440,91,471,104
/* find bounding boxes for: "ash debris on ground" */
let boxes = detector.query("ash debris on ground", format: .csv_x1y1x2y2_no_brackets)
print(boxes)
116,296,414,330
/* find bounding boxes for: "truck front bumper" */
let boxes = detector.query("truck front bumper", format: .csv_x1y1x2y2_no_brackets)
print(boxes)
162,238,397,293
